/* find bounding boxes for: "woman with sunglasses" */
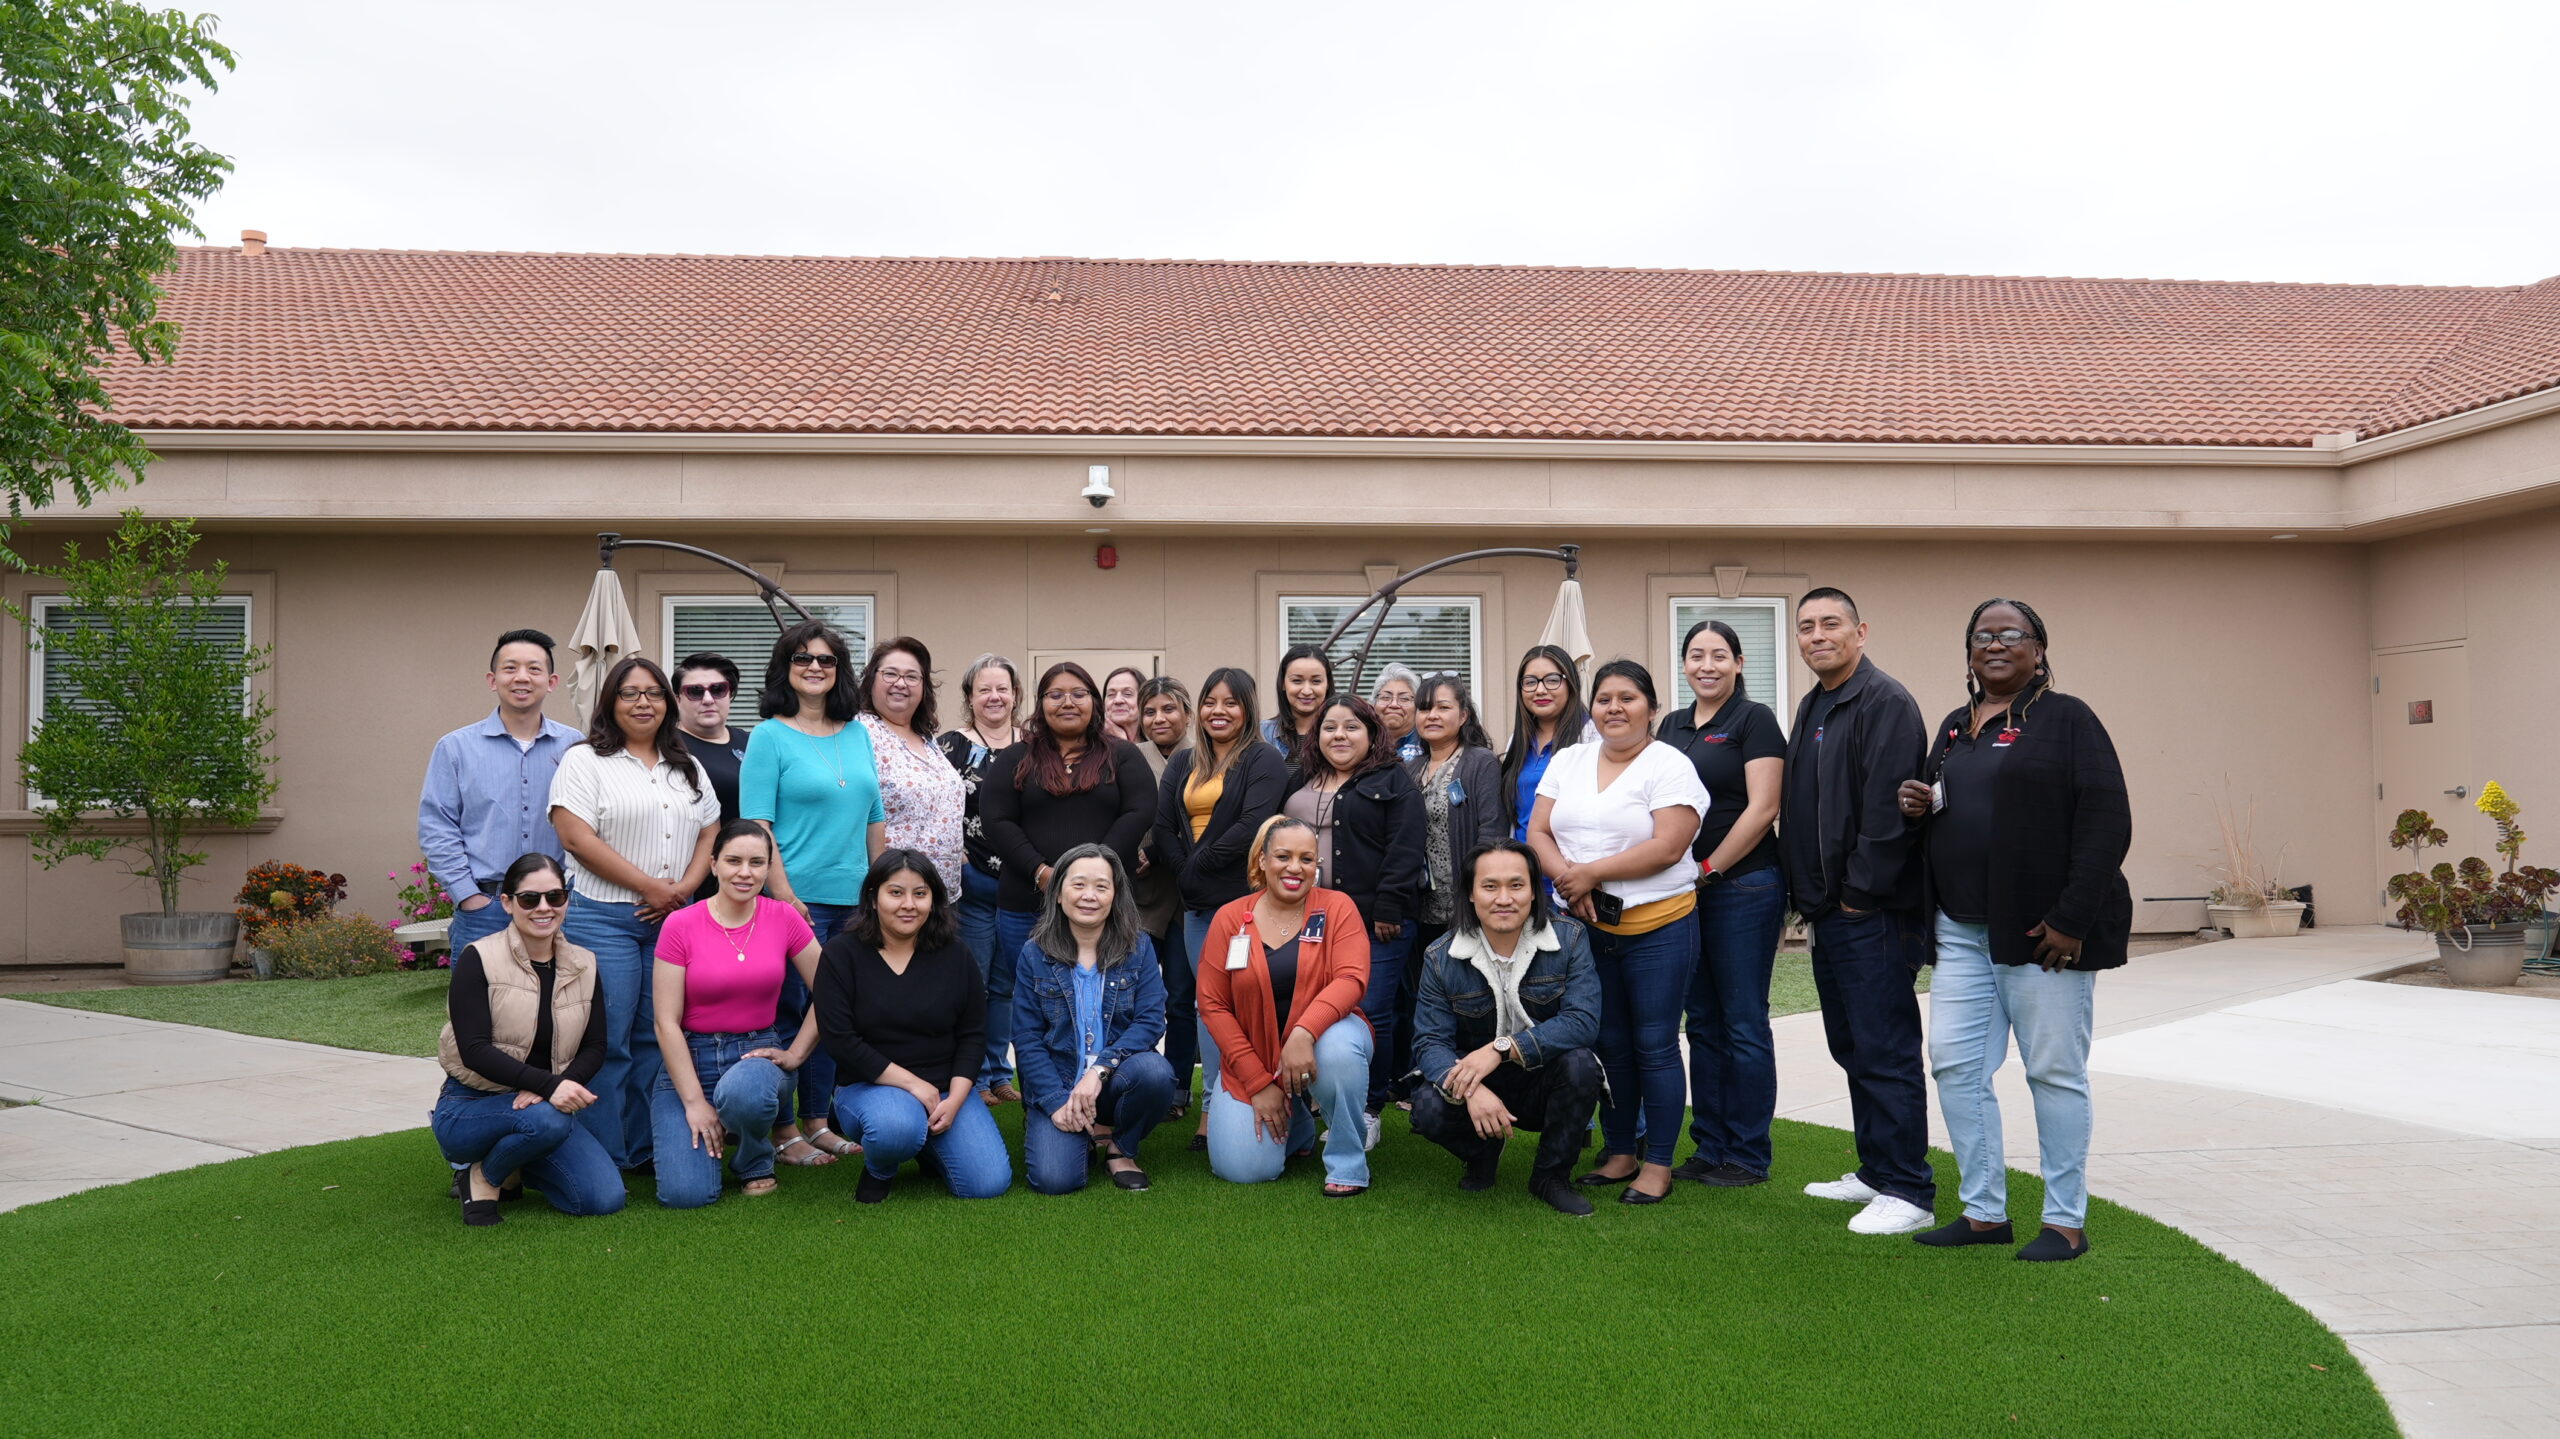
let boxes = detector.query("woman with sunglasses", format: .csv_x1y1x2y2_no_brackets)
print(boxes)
855,636,965,896
549,655,723,1174
740,619,888,1167
431,853,624,1226
648,819,824,1206
976,661,1157,1103
1501,645,1594,843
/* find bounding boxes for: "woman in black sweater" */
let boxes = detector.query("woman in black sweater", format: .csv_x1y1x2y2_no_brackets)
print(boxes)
815,848,1012,1203
975,661,1157,1102
1283,694,1424,1116
1155,667,1290,1120
1897,599,2130,1263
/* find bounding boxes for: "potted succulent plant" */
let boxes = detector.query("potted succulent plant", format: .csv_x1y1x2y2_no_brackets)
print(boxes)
2204,794,2304,939
2386,784,2559,987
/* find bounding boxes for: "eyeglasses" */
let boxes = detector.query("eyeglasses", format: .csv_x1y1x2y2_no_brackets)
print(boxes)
615,687,667,703
508,888,570,909
1521,674,1570,692
790,653,839,670
876,669,923,687
1044,688,1093,704
679,682,732,701
1968,629,2033,650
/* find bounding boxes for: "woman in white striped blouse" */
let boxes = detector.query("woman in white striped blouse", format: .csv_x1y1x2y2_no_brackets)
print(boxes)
550,655,723,1176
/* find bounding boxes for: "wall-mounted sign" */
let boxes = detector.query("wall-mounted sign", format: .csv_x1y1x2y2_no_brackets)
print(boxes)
2408,700,2435,724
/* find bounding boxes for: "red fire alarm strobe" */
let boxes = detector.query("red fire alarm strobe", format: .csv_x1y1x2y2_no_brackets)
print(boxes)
1096,545,1118,570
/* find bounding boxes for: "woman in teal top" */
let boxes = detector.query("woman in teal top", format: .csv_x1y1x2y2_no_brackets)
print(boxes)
740,619,888,1165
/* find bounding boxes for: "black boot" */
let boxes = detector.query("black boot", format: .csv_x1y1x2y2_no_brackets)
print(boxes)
1460,1140,1506,1192
1529,1167,1595,1217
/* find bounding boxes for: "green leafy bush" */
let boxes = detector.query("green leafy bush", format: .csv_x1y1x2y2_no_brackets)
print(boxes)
267,913,407,980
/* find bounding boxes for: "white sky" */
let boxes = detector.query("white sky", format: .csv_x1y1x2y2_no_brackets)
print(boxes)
183,0,2560,287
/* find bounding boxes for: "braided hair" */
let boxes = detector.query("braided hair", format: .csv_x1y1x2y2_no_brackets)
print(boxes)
1963,597,2055,723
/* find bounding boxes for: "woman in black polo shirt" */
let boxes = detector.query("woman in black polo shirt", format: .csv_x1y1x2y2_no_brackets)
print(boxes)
1897,599,2130,1263
1655,619,1787,1188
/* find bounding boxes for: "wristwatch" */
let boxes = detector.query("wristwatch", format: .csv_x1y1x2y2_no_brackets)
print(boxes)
1492,1034,1516,1063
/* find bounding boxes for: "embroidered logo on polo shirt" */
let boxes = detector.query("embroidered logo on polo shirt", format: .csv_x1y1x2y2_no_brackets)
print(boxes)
1994,727,2022,747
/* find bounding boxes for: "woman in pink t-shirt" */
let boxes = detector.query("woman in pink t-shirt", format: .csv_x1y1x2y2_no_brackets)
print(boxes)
649,819,824,1207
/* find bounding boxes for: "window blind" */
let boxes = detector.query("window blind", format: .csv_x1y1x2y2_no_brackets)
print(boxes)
667,597,872,731
1669,598,1788,723
33,597,251,725
1282,596,1480,701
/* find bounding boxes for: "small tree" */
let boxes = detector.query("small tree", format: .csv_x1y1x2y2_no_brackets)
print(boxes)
8,510,274,914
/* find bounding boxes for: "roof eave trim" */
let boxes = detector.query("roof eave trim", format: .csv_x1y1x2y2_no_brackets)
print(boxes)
2338,381,2560,463
130,428,2348,468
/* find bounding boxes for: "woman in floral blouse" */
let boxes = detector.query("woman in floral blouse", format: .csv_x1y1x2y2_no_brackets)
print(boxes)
854,637,966,896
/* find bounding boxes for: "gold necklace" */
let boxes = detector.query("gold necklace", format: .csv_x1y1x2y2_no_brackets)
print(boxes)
713,902,760,962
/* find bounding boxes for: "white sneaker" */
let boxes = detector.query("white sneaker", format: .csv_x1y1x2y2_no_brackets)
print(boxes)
1323,1113,1385,1153
1847,1195,1935,1235
1803,1171,1880,1203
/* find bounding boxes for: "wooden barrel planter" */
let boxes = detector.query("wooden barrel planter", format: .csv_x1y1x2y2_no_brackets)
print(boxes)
119,911,241,985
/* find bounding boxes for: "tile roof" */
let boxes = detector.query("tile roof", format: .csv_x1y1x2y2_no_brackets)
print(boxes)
96,248,2560,447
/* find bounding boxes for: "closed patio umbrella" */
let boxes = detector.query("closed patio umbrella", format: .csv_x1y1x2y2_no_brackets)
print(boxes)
1537,575,1593,679
566,567,640,721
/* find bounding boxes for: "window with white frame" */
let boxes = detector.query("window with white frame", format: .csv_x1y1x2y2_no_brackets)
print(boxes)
1668,596,1790,723
28,594,252,730
1281,594,1480,702
665,595,873,731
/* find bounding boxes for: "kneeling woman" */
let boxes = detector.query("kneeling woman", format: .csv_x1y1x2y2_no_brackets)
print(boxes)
816,848,1014,1202
648,819,825,1207
431,853,625,1225
1197,816,1374,1195
1012,844,1179,1193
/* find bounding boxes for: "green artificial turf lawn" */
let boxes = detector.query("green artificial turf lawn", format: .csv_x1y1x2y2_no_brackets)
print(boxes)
11,971,453,1057
0,1114,2388,1439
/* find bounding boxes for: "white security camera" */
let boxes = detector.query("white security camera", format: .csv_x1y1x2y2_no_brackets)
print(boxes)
1081,464,1116,508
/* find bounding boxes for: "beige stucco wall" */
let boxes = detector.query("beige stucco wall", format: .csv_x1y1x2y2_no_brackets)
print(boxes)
0,504,2400,964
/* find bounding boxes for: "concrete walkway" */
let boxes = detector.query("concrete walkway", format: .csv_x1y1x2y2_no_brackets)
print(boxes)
1778,926,2560,1439
0,997,439,1213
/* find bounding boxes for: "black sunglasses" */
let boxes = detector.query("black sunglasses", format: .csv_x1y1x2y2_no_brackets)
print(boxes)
508,888,570,909
679,682,733,700
790,653,839,670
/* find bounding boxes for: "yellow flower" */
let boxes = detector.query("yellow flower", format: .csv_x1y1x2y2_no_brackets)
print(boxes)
2477,781,2520,822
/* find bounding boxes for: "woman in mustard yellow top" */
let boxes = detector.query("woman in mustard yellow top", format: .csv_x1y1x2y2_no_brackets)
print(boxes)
1526,661,1708,1205
1153,666,1289,1131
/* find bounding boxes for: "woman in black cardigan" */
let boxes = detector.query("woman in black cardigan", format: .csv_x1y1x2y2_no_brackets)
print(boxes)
1154,667,1288,1124
1897,599,2130,1263
1283,693,1423,1117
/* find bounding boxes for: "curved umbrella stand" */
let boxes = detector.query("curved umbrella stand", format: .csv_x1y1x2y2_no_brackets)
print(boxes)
1322,544,1581,684
595,531,817,630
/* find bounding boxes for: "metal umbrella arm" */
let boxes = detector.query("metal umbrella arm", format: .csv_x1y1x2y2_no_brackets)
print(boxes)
597,532,815,631
1323,544,1580,682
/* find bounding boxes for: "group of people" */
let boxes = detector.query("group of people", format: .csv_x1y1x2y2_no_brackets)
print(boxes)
419,586,2131,1260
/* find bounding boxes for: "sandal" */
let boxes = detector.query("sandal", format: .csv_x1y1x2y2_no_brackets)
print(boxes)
742,1176,779,1197
805,1127,861,1158
776,1136,836,1167
1322,1183,1367,1198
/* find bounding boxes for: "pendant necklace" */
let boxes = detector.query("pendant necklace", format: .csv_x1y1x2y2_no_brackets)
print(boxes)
716,905,760,962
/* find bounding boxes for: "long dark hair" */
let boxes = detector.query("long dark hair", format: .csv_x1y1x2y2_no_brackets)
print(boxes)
582,655,702,800
850,847,958,952
1963,597,2055,723
856,635,940,737
1192,667,1260,784
1030,843,1142,969
1414,672,1494,754
1500,644,1589,792
1270,643,1334,765
1018,660,1118,796
1679,618,1748,704
1308,694,1396,779
1450,840,1554,938
758,619,861,722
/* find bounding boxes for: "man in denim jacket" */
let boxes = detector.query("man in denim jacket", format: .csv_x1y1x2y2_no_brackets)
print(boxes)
1410,840,1605,1216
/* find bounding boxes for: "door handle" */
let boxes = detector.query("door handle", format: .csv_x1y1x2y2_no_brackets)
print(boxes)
2446,785,2470,799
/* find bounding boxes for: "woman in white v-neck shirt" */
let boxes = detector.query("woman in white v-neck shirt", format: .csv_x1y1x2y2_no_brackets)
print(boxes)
1526,660,1705,1204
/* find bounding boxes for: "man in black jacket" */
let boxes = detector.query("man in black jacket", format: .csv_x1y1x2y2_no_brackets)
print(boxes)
1781,588,1936,1236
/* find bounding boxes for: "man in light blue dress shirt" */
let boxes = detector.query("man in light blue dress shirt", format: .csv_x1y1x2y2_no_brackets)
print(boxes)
419,628,584,959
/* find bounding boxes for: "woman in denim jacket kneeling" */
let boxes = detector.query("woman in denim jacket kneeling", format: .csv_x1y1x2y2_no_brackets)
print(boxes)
1011,844,1179,1193
1409,840,1605,1217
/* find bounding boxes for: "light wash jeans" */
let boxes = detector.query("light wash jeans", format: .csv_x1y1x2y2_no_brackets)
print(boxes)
561,894,663,1171
1206,1018,1373,1188
1185,909,1219,1103
1928,912,2097,1229
830,1081,1014,1197
648,1028,795,1208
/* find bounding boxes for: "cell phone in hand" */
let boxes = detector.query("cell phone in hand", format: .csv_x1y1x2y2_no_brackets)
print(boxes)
1591,891,1624,925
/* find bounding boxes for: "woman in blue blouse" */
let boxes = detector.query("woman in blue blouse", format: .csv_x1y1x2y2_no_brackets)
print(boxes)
1500,645,1592,841
1011,843,1177,1193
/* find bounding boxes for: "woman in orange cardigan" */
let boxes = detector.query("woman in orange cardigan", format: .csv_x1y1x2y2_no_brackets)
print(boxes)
1197,815,1374,1195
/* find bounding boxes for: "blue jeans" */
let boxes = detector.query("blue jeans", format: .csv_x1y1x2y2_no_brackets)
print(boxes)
1022,1051,1180,1194
958,862,1001,975
1929,913,2097,1229
446,891,510,958
776,902,857,1129
1185,910,1218,1103
830,1081,1013,1197
649,1028,795,1208
984,907,1038,1089
1686,867,1788,1175
1809,906,1936,1209
1358,922,1412,1110
1590,911,1699,1167
428,1078,625,1216
1158,919,1198,1102
1206,1018,1372,1188
561,895,663,1171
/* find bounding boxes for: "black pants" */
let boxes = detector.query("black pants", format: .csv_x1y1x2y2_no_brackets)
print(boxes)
1409,1047,1602,1178
1389,921,1450,1099
1154,921,1196,1100
1808,907,1936,1208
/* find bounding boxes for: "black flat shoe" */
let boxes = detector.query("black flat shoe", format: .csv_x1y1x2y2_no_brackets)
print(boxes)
1915,1215,2014,1248
1529,1170,1595,1216
1110,1168,1150,1191
2017,1227,2089,1262
1617,1183,1669,1206
855,1171,892,1205
1698,1162,1768,1188
1669,1154,1722,1184
460,1197,502,1227
1575,1161,1639,1187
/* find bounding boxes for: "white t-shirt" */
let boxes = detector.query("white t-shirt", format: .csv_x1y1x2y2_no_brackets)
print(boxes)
1535,740,1710,908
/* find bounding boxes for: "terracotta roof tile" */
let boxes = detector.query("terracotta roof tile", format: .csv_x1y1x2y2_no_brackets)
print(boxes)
94,248,2560,446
